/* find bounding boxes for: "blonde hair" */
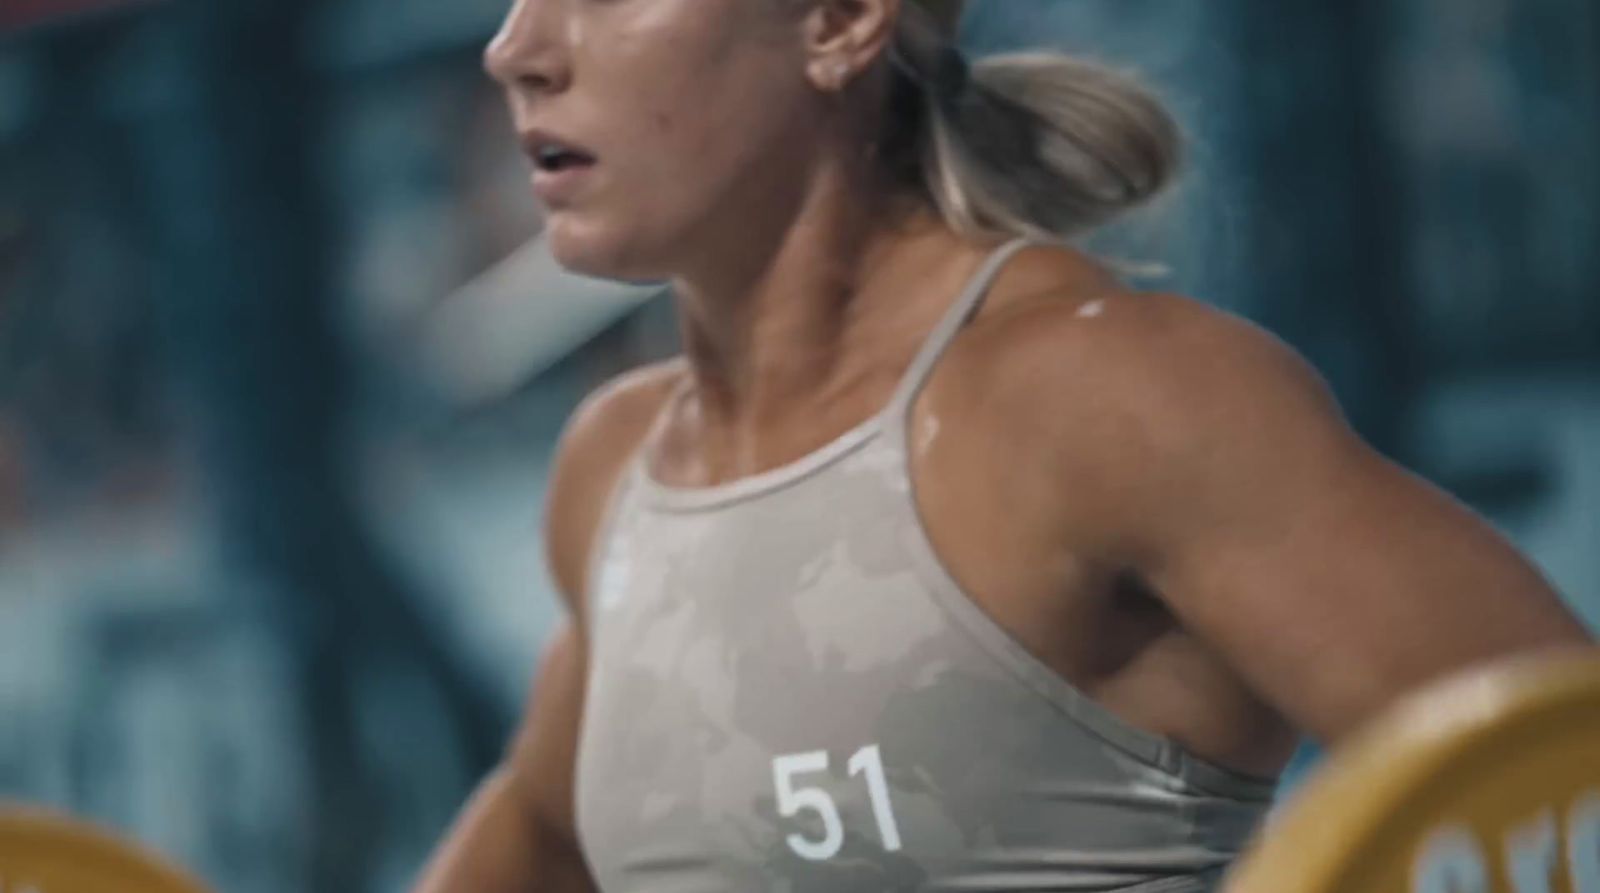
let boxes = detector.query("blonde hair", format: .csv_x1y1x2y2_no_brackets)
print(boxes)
886,2,1183,242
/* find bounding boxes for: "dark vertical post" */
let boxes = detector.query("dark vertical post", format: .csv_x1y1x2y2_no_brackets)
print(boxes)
1222,2,1420,460
127,2,507,888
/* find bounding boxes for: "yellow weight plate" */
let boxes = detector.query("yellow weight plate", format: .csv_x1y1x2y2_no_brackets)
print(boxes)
0,807,212,893
1225,651,1600,893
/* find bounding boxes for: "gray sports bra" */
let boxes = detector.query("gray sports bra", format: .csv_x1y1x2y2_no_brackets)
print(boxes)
575,238,1277,892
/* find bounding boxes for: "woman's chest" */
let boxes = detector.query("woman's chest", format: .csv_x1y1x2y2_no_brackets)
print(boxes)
573,533,1025,892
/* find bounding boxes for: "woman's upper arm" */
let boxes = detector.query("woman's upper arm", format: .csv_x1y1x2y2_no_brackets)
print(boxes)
1120,303,1594,744
1148,420,1593,744
500,623,592,861
1007,294,1595,745
508,360,683,844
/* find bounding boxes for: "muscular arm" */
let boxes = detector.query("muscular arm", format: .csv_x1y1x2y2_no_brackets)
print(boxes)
412,362,681,893
412,626,594,893
1007,293,1595,746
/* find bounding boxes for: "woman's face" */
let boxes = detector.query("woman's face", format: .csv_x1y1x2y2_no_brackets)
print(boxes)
485,0,832,281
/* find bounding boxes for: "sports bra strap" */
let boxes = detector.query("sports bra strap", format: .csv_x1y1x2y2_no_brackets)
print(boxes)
884,236,1037,423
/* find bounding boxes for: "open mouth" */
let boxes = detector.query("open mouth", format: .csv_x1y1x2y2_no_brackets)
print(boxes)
534,144,597,173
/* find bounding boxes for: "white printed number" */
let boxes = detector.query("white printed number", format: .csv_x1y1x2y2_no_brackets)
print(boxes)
772,744,904,861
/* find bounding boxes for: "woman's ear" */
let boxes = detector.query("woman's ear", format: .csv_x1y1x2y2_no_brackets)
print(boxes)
800,0,903,92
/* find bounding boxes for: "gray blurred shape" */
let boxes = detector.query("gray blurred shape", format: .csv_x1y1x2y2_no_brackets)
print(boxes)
418,234,659,407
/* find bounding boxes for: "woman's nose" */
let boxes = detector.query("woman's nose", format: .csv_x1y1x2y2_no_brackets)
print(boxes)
483,0,568,91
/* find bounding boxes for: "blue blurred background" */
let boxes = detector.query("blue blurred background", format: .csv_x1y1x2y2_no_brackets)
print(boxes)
0,1,1595,890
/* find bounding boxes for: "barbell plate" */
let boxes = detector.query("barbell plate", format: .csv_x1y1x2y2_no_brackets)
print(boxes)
0,807,212,893
1225,651,1600,893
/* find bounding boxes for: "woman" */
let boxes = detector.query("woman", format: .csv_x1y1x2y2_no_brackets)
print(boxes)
416,0,1593,890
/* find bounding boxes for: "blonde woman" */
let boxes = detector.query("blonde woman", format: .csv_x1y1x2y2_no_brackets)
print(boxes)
416,1,1592,890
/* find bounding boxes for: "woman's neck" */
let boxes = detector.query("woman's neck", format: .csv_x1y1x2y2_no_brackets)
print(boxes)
670,182,980,438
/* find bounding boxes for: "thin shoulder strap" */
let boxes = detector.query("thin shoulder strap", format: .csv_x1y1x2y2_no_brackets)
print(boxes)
885,236,1036,422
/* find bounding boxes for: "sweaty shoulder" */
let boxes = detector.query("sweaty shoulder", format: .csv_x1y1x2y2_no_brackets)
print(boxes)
544,359,685,624
961,286,1341,427
935,282,1355,551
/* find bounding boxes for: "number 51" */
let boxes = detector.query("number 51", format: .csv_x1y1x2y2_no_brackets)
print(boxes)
772,744,903,861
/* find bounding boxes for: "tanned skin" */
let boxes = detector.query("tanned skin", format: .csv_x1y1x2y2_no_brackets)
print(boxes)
415,0,1595,888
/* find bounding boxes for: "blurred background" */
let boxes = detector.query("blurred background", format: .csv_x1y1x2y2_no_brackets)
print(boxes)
0,0,1596,890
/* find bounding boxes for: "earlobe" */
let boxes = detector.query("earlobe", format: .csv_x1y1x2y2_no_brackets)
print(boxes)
832,60,857,92
811,58,854,92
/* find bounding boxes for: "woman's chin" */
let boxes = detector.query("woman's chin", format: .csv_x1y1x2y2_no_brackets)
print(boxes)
547,219,665,283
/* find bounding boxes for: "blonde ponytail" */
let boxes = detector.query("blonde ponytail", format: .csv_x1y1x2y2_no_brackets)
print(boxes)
886,7,1183,241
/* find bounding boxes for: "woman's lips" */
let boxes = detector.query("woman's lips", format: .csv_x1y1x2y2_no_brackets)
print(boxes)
532,158,597,206
519,127,599,207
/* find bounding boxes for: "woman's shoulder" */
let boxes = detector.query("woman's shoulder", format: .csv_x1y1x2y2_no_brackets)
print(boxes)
935,279,1348,499
964,270,1334,412
543,359,686,613
564,358,688,441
